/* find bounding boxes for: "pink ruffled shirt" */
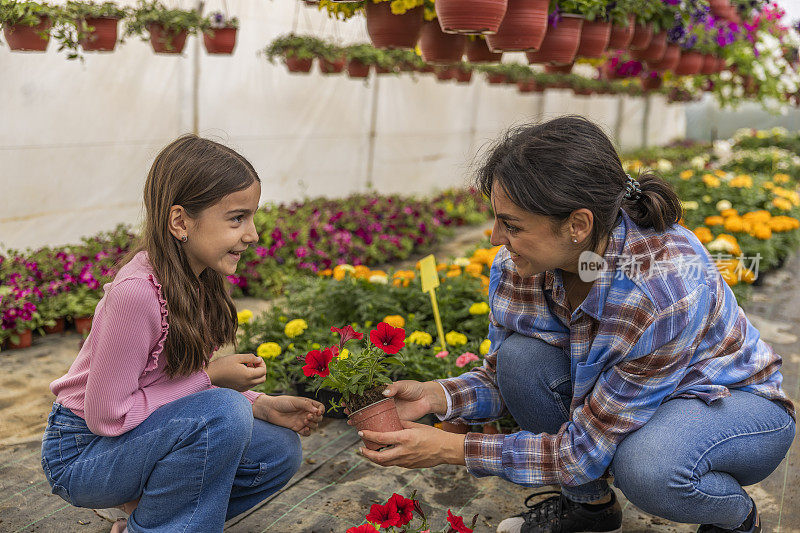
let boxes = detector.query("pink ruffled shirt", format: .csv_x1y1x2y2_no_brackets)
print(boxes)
50,251,263,436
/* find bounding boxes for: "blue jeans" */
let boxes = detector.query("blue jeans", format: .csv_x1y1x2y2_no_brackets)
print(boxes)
41,388,302,532
496,333,795,528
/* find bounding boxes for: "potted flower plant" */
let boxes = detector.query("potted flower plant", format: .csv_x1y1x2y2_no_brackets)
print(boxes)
605,0,635,50
124,0,201,54
344,43,384,77
0,286,43,350
302,322,406,450
65,285,102,334
200,10,237,55
0,0,55,52
525,0,586,65
434,0,508,35
485,0,550,53
65,1,126,52
318,41,347,74
263,33,325,73
570,0,610,58
39,280,71,334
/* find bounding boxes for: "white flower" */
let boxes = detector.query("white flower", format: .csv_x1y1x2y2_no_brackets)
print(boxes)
453,257,470,267
368,274,388,284
752,63,766,81
720,70,733,81
657,159,673,172
691,156,706,170
716,200,732,211
681,201,699,210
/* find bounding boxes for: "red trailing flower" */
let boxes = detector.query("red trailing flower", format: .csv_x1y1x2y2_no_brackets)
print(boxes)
302,346,336,377
387,493,415,527
331,324,363,350
346,525,379,533
446,510,473,533
365,502,401,528
369,322,405,354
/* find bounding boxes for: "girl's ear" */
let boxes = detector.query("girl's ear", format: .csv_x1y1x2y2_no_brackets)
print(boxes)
168,205,191,241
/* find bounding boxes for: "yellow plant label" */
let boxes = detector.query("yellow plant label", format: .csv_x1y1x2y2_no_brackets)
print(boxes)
419,254,439,293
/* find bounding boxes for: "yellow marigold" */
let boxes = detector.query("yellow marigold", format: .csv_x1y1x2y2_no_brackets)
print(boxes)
353,265,371,278
703,174,721,188
679,169,694,180
284,318,308,338
741,269,756,284
383,315,405,328
723,217,744,233
729,174,753,188
772,198,793,211
333,264,355,281
763,181,775,190
237,309,254,325
720,208,738,218
318,268,333,277
464,263,484,277
469,302,490,315
257,342,281,359
707,235,742,256
714,169,727,178
483,227,493,238
479,338,492,355
773,173,791,183
445,331,468,346
446,267,462,277
436,263,448,272
704,216,725,226
406,331,433,346
743,210,771,223
719,268,739,287
753,224,772,240
693,227,713,244
392,270,415,280
480,275,490,287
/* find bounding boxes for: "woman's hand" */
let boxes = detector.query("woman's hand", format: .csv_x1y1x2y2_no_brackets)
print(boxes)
381,380,449,421
205,353,266,392
358,421,466,468
253,395,324,436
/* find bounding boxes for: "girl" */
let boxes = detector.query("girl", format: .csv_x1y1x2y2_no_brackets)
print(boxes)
43,135,324,533
355,116,795,533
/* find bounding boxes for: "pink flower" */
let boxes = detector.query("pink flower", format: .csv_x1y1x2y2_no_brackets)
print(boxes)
435,350,449,359
455,352,479,368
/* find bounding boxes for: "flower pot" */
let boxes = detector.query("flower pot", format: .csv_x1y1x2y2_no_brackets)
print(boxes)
674,50,704,76
465,37,502,62
147,23,188,54
709,0,730,18
517,79,540,93
642,75,662,90
346,59,371,78
455,69,473,83
435,66,458,81
629,22,653,50
203,26,237,55
418,20,466,64
486,73,507,84
701,54,717,75
74,316,93,335
349,398,404,450
284,56,313,73
44,318,66,335
630,30,666,62
435,0,508,35
544,62,573,74
573,87,594,96
3,19,51,52
525,14,583,66
485,0,549,52
441,420,470,433
319,56,347,74
7,330,33,350
79,16,119,51
375,65,394,74
646,44,680,72
365,1,423,49
607,17,634,50
576,19,611,58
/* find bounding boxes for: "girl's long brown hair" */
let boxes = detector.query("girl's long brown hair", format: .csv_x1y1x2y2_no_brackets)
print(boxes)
126,135,260,377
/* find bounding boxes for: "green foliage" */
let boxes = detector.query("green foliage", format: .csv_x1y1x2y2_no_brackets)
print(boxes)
553,0,607,20
263,33,328,62
123,0,201,45
64,286,102,318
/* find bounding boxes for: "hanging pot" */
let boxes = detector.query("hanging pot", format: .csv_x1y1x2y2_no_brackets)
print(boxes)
709,0,730,18
544,62,573,74
630,30,667,62
642,75,662,90
79,16,119,51
525,14,583,66
147,23,188,54
346,59,371,78
435,0,508,35
646,44,680,72
3,19,51,51
418,20,466,64
485,0,549,53
607,16,634,50
284,56,313,73
435,66,458,80
629,22,653,50
486,72,508,84
517,79,540,93
465,37,502,62
700,54,717,75
319,56,347,74
674,50,704,75
455,68,473,83
365,2,423,49
576,19,611,58
203,26,237,55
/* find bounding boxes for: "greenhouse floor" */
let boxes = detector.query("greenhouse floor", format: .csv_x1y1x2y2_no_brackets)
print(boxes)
1,236,798,532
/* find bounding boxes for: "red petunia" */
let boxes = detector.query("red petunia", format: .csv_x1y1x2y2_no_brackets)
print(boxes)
369,322,405,354
387,493,415,527
446,510,473,533
302,346,335,377
331,325,363,350
346,525,379,533
365,502,401,528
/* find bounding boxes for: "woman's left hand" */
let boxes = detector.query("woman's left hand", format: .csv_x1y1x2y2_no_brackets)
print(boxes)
254,395,324,436
358,421,466,469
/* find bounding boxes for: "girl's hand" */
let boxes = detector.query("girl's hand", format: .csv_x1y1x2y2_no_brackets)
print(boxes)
358,421,466,468
206,353,266,392
254,395,324,436
380,380,448,421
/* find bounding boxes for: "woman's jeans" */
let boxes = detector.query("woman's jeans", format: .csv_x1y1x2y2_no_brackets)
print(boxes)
41,388,302,532
496,333,795,528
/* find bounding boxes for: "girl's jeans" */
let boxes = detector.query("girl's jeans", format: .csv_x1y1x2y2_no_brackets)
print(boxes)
41,388,302,532
496,333,795,528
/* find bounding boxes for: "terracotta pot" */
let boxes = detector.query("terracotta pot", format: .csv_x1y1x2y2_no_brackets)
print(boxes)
629,22,653,50
576,19,611,58
607,17,634,50
630,30,667,62
349,398,404,450
716,56,727,73
365,2,423,49
3,19,51,52
203,26,237,55
517,79,540,92
435,66,458,81
700,54,717,75
7,330,33,350
455,69,473,83
441,420,471,433
375,65,394,74
642,76,662,90
44,318,66,335
646,44,680,72
573,87,594,96
465,37,502,62
418,20,466,64
319,56,347,74
346,59,371,78
284,56,313,73
709,0,730,18
486,73,507,84
147,23,188,54
544,62,573,74
74,316,93,335
485,0,549,52
79,17,119,51
525,14,583,66
674,50,704,75
435,0,508,35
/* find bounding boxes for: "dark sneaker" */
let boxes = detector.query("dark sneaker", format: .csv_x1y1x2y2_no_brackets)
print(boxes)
496,490,623,533
697,498,761,533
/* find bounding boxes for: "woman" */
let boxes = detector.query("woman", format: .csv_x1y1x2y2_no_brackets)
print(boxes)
357,116,795,533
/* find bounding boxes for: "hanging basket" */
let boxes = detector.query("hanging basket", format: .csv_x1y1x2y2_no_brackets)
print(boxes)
319,56,347,74
700,54,717,75
630,30,666,62
674,50,704,75
3,19,51,51
576,19,611,58
486,72,508,84
525,14,583,66
642,75,662,90
607,16,634,50
79,16,119,51
346,59,371,78
284,56,313,73
455,68,473,83
544,62,573,74
708,0,730,18
435,66,458,81
203,26,237,55
465,37,502,62
485,0,549,53
517,79,541,93
629,22,653,50
646,43,680,72
147,23,188,54
365,1,423,49
418,20,466,64
435,0,508,35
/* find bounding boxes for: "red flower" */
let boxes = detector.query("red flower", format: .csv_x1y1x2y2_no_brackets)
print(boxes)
365,502,400,528
387,493,415,527
331,325,363,350
346,525,379,533
446,510,473,533
302,347,335,377
369,322,405,354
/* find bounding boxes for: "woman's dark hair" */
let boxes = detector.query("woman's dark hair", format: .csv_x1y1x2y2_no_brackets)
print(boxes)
476,115,682,253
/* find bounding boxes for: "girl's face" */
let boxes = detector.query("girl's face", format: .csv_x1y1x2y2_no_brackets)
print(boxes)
182,181,261,278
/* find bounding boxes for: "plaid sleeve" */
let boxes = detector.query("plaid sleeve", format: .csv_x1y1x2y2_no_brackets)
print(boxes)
464,288,705,487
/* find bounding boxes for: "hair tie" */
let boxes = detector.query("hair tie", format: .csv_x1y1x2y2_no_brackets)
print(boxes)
624,174,642,202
